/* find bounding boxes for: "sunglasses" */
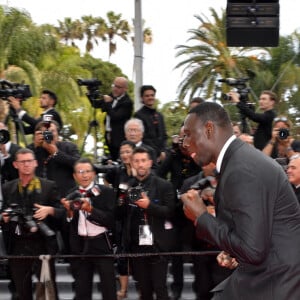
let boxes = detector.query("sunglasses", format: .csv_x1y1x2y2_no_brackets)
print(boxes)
274,117,288,123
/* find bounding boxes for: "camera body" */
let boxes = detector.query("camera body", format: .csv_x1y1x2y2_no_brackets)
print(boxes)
0,80,32,101
41,114,54,144
66,190,85,211
0,129,10,144
127,185,144,204
3,203,55,237
278,128,289,140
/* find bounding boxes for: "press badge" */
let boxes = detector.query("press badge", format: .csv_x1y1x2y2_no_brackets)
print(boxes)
139,225,153,245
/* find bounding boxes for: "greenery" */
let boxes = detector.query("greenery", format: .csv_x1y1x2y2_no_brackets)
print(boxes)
1,5,300,154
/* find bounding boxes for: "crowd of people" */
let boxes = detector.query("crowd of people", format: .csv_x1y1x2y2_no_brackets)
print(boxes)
0,79,300,300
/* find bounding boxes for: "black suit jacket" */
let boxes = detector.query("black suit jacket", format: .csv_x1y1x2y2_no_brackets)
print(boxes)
94,93,133,149
27,141,80,197
65,184,116,255
1,143,21,183
21,108,63,134
134,106,168,155
1,178,63,254
195,138,300,299
124,174,176,253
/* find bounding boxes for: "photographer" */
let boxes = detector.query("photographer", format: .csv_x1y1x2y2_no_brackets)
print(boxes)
27,119,80,197
262,116,298,164
92,77,133,161
123,147,176,300
60,158,117,300
9,90,63,135
103,140,136,300
1,148,64,300
229,90,277,150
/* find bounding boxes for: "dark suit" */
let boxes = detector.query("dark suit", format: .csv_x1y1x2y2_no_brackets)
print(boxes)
66,184,117,300
20,108,63,134
134,106,168,157
27,141,80,197
124,174,176,300
1,178,63,300
94,93,133,160
195,138,300,299
1,142,21,183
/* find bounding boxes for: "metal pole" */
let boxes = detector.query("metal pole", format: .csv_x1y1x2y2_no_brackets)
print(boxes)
133,0,143,112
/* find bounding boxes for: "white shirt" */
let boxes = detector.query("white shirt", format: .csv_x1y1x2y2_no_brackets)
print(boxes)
216,135,236,173
77,183,107,237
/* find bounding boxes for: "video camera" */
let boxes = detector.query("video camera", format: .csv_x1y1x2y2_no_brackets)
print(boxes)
0,80,32,101
218,77,250,103
77,78,103,105
2,203,55,237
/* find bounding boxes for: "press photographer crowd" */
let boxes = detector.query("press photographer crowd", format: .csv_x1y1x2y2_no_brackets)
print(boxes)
0,76,300,300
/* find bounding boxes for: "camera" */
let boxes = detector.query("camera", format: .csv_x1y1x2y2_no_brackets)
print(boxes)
117,183,129,206
66,190,85,211
278,128,289,140
127,185,144,203
77,78,103,105
3,203,55,237
77,78,102,88
218,77,250,103
41,114,53,144
190,176,215,191
0,80,32,101
0,129,10,144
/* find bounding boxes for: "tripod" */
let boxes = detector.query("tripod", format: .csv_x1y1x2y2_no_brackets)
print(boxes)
80,106,104,163
4,106,28,147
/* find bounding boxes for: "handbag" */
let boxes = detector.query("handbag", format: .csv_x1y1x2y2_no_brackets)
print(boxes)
35,255,56,300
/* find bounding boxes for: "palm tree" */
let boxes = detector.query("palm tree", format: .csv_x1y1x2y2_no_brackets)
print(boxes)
175,8,264,103
56,17,84,46
0,6,32,74
105,11,131,57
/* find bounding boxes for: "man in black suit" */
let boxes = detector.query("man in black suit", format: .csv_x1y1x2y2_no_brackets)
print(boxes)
93,77,133,161
61,158,117,300
181,102,300,300
124,147,176,300
27,119,80,254
1,148,63,300
134,85,168,163
27,120,80,197
9,89,63,135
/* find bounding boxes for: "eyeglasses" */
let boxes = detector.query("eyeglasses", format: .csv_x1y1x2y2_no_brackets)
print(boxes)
75,170,94,175
126,128,141,133
16,159,35,165
274,117,288,123
111,84,124,89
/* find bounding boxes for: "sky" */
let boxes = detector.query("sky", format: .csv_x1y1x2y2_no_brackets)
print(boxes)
0,0,299,105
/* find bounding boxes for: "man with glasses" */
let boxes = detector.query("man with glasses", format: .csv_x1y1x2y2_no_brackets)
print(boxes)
229,90,277,150
61,158,117,300
1,148,63,300
93,77,133,161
